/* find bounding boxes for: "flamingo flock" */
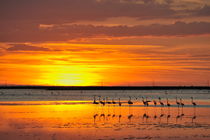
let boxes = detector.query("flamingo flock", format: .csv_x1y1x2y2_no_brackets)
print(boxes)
93,95,198,107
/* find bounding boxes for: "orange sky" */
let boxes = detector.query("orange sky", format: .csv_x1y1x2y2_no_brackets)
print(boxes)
0,0,210,86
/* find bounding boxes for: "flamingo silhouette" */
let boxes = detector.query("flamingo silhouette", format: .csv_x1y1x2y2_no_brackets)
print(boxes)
153,100,157,106
99,96,105,106
191,97,197,107
112,98,116,104
180,98,184,107
158,97,164,107
128,96,133,105
176,96,180,107
106,97,112,104
166,98,171,107
119,98,122,106
93,95,99,104
142,97,147,106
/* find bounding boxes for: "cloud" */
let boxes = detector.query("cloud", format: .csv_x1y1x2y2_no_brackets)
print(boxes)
7,44,50,51
0,0,209,25
194,5,210,16
1,0,210,43
184,67,210,72
0,0,176,24
1,21,210,42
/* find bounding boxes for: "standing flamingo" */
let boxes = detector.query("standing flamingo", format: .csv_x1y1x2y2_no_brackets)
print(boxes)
191,97,197,107
176,96,180,107
142,97,147,106
93,95,99,104
128,96,133,104
145,97,151,106
99,96,105,106
166,98,171,107
158,97,164,107
119,98,122,106
112,98,116,104
180,98,184,107
106,97,112,104
153,100,157,106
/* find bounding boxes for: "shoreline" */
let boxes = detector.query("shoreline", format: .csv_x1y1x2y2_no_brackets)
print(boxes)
1,86,210,90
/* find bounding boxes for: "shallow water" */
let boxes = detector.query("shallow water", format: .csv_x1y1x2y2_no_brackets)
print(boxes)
0,89,210,101
0,89,210,140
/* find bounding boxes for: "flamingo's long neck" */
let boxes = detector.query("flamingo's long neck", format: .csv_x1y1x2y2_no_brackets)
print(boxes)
180,98,182,104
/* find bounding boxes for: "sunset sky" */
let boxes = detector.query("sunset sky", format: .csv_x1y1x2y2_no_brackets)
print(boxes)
0,0,210,86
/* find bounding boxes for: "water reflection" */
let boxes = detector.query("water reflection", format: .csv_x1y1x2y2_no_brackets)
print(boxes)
92,106,199,126
0,101,210,140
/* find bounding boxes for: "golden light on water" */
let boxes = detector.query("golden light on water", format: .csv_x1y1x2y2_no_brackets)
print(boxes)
1,101,210,140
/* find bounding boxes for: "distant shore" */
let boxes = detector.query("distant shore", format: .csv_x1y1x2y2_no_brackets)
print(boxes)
0,86,210,90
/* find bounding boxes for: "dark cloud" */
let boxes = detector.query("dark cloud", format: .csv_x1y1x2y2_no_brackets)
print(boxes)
1,21,210,42
0,0,176,24
1,0,210,42
194,5,210,16
184,67,210,72
1,0,209,25
7,44,50,51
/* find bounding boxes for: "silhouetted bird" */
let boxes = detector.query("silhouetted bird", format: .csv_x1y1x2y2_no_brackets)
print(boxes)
106,97,112,104
119,98,122,106
99,96,105,105
153,100,157,106
180,98,184,107
112,98,116,104
191,97,197,107
159,97,164,106
176,96,180,107
128,96,133,105
93,95,99,104
166,98,171,107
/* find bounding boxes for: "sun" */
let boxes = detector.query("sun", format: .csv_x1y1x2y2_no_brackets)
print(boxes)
36,65,102,86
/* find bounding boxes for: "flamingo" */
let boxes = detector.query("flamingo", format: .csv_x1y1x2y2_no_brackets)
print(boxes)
158,97,164,106
180,98,184,107
128,96,133,105
153,100,157,106
176,96,180,107
112,98,116,104
99,96,105,106
142,97,150,106
166,98,171,107
145,97,151,106
106,97,112,104
191,97,197,107
142,97,147,106
119,98,122,106
93,95,99,104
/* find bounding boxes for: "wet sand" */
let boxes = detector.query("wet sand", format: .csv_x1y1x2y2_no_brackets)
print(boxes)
0,100,210,140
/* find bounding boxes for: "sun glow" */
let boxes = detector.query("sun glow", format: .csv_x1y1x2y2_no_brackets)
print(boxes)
1,41,210,86
39,67,102,86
